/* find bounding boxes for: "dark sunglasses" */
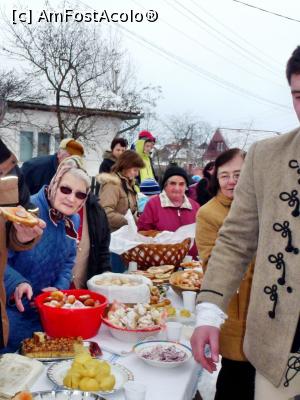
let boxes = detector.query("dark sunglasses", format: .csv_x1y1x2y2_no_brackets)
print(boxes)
59,185,88,200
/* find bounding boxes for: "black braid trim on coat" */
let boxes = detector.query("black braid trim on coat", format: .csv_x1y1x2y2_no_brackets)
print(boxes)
263,284,278,319
279,190,300,217
284,351,300,387
289,160,300,184
273,221,299,254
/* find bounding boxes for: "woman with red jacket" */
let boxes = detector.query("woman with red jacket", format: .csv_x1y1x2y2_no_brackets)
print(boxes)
137,166,199,258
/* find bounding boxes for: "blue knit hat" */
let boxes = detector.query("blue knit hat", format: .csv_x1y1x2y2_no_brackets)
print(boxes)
140,178,161,196
192,175,201,183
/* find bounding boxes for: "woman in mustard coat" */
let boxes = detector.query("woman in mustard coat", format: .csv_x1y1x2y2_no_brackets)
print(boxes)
195,148,255,400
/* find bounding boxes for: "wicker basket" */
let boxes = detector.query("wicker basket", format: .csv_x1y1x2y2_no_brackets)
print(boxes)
122,230,191,270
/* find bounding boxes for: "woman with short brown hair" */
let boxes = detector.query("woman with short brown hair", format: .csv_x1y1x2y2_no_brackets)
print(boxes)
98,150,144,232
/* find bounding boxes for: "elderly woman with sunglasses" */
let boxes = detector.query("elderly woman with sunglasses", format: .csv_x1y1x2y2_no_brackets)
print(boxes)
2,156,90,353
193,148,256,400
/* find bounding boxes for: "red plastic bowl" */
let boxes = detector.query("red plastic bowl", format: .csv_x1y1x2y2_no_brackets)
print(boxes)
35,289,108,339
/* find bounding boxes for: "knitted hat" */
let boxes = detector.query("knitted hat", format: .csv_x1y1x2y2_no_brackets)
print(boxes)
138,130,156,143
192,175,201,183
161,166,189,188
0,138,12,163
140,178,161,196
59,138,84,156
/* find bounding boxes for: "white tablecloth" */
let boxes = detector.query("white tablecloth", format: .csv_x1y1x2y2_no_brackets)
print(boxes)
31,289,202,400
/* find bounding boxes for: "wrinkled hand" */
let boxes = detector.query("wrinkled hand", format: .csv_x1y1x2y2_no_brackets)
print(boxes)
14,217,46,244
42,287,58,292
14,282,33,312
190,325,220,373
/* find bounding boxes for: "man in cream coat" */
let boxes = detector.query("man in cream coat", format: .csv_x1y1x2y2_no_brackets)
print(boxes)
191,46,300,400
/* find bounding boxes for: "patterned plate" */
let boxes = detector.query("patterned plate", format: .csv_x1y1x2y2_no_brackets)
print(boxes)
31,390,105,399
47,360,134,395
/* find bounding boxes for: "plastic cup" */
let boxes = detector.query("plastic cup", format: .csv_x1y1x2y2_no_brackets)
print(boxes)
124,381,146,400
182,255,193,263
128,261,138,272
182,291,197,313
166,321,183,342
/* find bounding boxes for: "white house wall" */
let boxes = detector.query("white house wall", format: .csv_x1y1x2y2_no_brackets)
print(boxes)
0,107,123,176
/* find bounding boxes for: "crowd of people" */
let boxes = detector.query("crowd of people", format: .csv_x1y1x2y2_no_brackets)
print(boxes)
1,46,300,400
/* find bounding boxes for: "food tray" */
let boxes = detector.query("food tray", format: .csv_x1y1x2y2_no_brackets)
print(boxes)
19,341,102,362
31,390,105,399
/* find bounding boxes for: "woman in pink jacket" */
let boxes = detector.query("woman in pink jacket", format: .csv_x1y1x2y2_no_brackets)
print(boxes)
137,166,199,258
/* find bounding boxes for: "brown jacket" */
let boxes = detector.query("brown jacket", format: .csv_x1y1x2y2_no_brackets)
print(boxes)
0,176,36,347
196,192,254,361
97,172,138,232
197,128,300,386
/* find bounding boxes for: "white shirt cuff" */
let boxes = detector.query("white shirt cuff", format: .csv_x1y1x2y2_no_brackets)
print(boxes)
195,302,228,329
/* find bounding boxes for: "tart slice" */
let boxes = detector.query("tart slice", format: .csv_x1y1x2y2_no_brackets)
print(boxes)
0,206,39,227
21,332,84,358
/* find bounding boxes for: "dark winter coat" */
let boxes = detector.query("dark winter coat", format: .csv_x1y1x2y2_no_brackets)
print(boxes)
21,154,58,195
99,151,116,173
86,193,111,280
188,178,212,206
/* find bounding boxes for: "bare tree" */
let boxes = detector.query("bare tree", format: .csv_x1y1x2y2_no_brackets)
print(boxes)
0,69,45,134
1,1,159,142
157,114,213,166
0,69,43,102
119,106,161,147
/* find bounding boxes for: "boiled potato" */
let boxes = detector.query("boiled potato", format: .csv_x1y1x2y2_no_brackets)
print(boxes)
63,370,81,389
73,351,91,365
98,360,111,377
70,363,86,376
83,359,101,378
99,374,116,391
64,351,115,391
79,377,101,391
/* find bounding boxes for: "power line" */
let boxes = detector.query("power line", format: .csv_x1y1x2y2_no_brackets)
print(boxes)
232,0,300,23
117,24,291,110
131,0,284,89
168,0,282,78
188,0,281,68
78,0,291,112
219,127,282,135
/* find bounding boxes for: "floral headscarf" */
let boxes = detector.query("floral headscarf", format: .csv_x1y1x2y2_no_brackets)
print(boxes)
48,155,89,205
46,156,90,240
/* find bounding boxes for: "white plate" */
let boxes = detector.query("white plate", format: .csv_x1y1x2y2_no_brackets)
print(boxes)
47,360,134,395
133,340,192,368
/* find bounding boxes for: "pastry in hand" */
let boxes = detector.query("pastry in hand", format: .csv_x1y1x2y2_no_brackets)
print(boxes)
0,206,39,227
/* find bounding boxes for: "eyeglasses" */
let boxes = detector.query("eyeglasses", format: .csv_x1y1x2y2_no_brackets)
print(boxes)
59,185,88,200
218,173,240,183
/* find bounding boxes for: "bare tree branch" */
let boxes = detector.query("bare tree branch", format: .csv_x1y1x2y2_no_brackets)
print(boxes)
0,1,160,142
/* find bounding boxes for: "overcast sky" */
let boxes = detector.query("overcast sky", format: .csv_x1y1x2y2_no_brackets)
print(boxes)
1,0,300,145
